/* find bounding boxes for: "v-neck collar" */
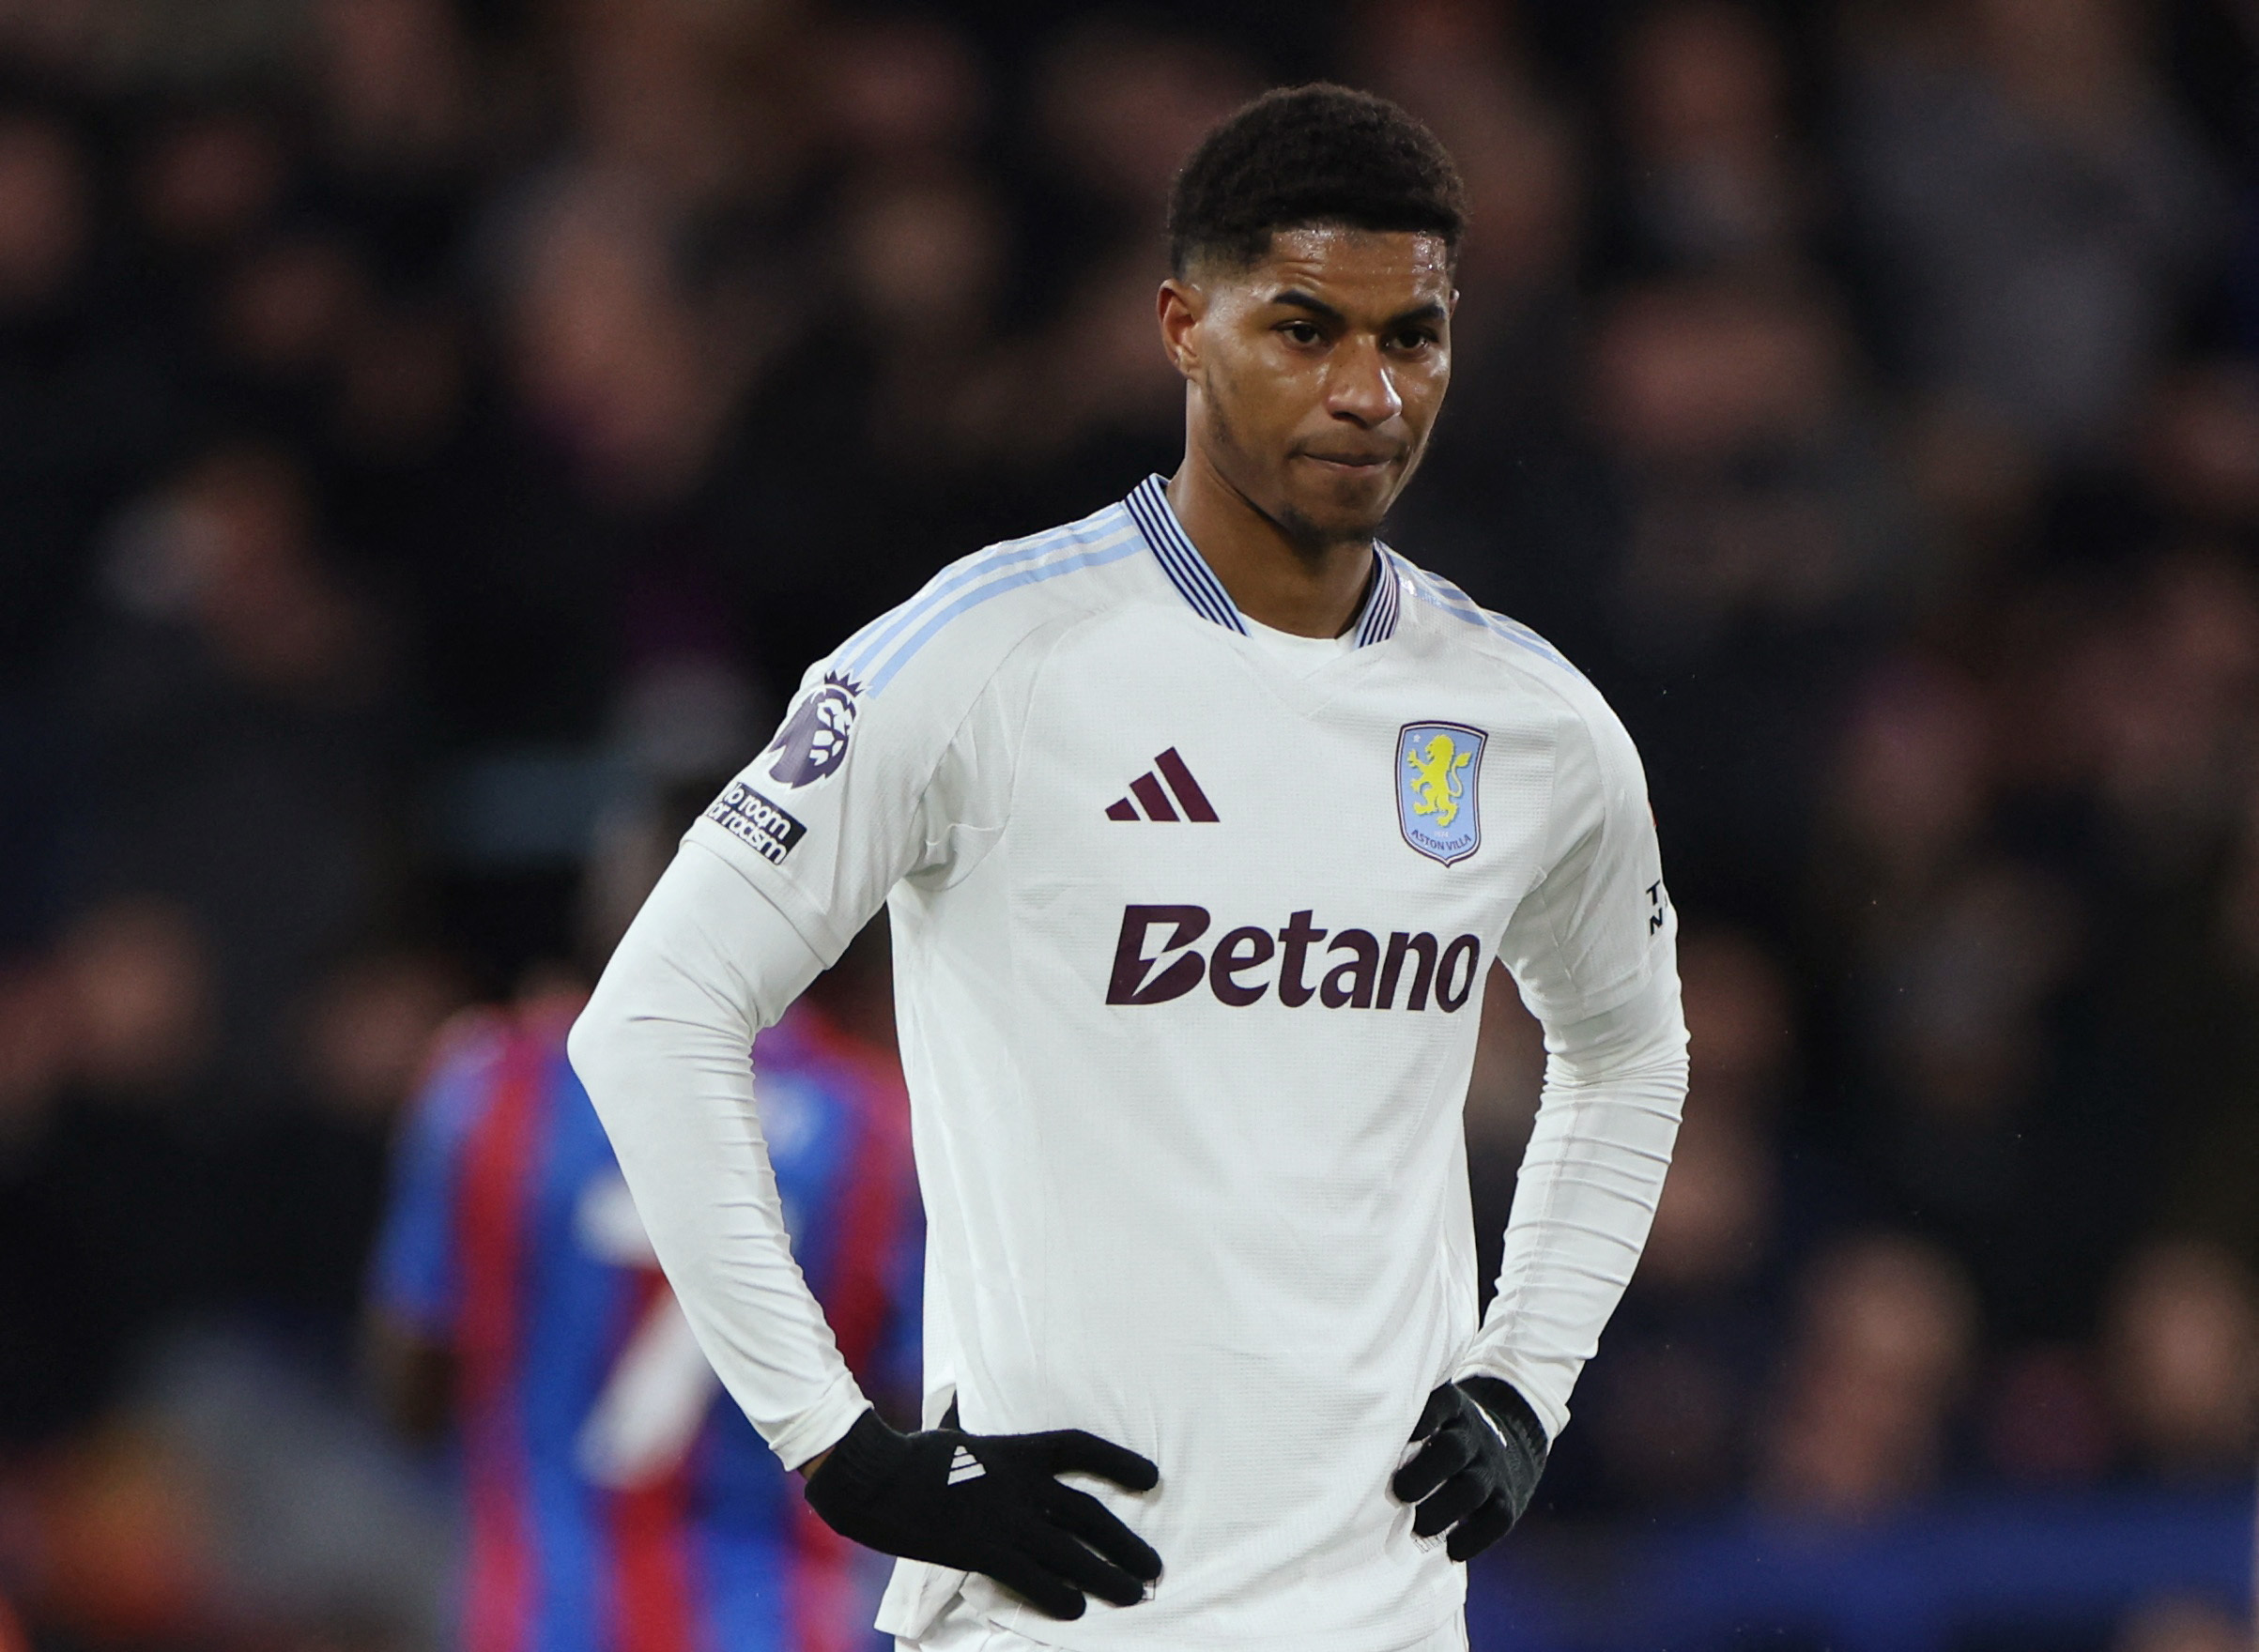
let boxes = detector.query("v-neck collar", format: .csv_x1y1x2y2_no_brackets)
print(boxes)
1122,474,1402,648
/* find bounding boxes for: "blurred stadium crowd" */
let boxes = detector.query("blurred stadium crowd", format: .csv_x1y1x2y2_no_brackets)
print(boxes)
0,0,2257,1648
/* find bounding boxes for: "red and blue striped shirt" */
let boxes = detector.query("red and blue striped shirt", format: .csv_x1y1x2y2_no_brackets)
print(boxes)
373,1001,918,1652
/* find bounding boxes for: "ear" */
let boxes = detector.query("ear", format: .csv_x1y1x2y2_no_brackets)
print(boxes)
1157,278,1205,381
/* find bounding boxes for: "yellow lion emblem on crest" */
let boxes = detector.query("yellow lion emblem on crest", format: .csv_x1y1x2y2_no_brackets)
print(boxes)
1404,733,1472,830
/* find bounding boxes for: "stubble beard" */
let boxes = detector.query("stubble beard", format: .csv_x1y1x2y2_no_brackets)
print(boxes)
1200,392,1401,566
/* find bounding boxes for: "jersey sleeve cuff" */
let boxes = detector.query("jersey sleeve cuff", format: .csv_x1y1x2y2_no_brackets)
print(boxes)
768,1370,876,1472
681,818,855,964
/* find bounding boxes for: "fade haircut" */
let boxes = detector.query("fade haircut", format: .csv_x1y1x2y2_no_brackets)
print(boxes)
1166,84,1467,278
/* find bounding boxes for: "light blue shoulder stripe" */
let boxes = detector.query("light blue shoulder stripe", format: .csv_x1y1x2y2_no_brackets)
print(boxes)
863,531,1145,693
1402,565,1575,671
838,515,1109,680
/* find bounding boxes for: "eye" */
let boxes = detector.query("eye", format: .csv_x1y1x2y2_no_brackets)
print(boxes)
1277,319,1323,345
1390,327,1439,353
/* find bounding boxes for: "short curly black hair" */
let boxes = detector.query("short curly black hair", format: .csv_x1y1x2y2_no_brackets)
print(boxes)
1166,84,1467,277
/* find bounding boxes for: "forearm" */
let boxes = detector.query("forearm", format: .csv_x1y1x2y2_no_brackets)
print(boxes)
567,841,870,1470
1459,964,1689,1440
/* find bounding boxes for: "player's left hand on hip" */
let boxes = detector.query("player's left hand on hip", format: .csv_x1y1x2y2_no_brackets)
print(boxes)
1391,1377,1547,1562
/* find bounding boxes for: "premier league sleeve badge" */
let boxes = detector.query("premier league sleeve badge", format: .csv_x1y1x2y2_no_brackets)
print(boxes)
1397,722,1487,866
765,672,860,788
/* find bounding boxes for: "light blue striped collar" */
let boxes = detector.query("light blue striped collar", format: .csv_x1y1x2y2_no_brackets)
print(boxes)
1121,474,1400,647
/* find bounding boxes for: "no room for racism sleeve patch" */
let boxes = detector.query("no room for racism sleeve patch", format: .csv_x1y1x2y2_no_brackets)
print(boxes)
705,781,808,866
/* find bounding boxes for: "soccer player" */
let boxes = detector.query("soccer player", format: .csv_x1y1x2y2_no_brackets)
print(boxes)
368,984,920,1652
570,84,1688,1651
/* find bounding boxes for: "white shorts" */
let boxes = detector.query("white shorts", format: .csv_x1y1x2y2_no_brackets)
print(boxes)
899,1599,1469,1652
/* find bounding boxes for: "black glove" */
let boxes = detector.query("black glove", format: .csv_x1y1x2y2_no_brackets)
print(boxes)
1390,1377,1547,1562
803,1406,1163,1620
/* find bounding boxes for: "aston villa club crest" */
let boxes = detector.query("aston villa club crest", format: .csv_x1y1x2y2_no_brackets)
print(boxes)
1396,722,1486,865
766,672,859,788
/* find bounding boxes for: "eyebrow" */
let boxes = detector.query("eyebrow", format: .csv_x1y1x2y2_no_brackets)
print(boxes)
1268,289,1448,330
1270,289,1345,324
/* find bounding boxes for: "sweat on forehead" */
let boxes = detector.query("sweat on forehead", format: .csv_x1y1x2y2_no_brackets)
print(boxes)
1166,84,1467,280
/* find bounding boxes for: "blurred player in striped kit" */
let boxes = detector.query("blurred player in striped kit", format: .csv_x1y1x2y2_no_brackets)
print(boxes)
366,779,921,1652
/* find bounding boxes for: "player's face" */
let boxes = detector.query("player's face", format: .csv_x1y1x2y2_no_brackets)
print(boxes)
1161,226,1455,549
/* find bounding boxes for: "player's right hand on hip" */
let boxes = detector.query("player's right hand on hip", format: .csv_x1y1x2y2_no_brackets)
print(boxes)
802,1406,1163,1620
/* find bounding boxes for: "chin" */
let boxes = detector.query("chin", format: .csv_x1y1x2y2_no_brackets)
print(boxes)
1281,473,1395,543
1277,503,1387,553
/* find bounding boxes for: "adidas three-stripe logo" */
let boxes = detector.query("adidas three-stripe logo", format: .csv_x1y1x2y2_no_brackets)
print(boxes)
1106,747,1219,822
947,1446,986,1485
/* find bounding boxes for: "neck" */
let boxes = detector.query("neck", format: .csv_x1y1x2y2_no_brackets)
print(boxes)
1165,446,1376,638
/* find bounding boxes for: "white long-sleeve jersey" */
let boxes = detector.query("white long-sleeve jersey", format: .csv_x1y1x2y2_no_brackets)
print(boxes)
569,477,1688,1651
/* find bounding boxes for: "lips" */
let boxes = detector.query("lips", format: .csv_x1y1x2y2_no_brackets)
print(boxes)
1300,450,1397,469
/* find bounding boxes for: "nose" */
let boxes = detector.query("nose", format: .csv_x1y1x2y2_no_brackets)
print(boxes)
1325,336,1402,428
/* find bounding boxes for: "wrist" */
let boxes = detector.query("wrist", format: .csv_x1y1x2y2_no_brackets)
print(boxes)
801,1409,902,1513
795,1406,878,1480
1457,1376,1548,1468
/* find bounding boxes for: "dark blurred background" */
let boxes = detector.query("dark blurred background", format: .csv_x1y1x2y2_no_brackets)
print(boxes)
0,1,2255,1649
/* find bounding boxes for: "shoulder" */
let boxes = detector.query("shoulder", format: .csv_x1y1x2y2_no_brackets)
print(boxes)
407,1009,511,1132
759,502,1155,788
824,500,1155,704
1385,553,1632,749
387,1008,514,1183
